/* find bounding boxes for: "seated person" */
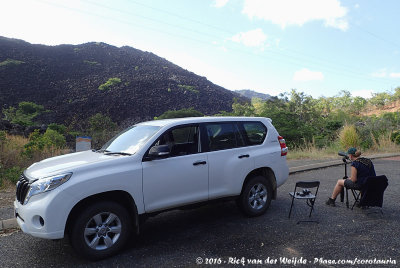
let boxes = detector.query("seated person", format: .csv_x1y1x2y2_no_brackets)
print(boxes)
326,147,376,207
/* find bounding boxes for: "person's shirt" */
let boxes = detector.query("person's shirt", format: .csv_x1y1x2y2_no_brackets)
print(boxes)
351,157,376,185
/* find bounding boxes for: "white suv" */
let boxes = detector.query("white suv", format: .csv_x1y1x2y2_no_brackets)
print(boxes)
14,117,289,260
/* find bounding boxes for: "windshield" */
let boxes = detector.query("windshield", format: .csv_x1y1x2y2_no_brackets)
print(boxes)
101,125,160,155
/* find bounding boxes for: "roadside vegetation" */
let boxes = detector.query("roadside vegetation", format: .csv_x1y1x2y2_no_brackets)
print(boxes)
219,89,400,160
1,87,400,188
0,102,118,188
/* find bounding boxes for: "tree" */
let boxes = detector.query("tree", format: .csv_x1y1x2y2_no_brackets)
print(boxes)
352,97,367,115
392,86,400,101
88,113,118,148
369,92,391,108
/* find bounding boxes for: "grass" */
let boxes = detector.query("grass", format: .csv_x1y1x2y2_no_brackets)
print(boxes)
287,135,400,160
0,134,66,189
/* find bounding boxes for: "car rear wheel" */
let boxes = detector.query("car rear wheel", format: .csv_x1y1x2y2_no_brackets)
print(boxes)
69,201,132,260
238,176,272,217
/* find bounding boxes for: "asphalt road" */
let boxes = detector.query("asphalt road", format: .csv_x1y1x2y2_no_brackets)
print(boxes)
0,158,399,267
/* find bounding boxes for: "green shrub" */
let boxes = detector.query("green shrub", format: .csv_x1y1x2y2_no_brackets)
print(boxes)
83,60,101,66
24,129,66,157
178,85,199,94
42,129,66,148
2,101,44,126
1,166,24,184
395,135,400,145
390,131,400,142
0,130,6,143
0,58,24,67
48,123,67,134
339,125,360,149
98,77,122,90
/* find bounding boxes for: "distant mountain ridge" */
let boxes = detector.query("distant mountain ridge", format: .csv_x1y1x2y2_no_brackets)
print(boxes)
0,36,246,126
235,89,272,100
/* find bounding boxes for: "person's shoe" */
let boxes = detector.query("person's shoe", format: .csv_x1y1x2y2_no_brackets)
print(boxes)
325,198,336,207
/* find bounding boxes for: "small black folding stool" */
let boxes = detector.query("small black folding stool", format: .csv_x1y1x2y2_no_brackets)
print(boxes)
289,181,320,223
345,183,362,210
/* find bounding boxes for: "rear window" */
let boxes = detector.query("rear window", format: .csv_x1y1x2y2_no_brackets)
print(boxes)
241,122,267,145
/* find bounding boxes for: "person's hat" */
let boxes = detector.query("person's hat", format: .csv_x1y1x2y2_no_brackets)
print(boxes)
347,147,357,155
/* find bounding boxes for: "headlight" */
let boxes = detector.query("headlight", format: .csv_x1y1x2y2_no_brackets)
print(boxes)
24,173,72,204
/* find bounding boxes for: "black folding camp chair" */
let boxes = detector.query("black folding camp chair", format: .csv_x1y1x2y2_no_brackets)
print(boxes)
289,181,320,223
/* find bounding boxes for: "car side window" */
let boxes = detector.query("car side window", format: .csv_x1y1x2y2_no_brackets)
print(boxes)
205,122,244,151
155,125,199,157
241,122,267,145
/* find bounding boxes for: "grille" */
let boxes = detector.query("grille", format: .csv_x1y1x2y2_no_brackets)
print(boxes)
16,174,31,205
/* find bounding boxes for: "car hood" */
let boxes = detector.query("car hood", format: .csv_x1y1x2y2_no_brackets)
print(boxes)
25,150,119,180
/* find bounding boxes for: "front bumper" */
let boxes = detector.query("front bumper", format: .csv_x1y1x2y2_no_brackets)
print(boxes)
13,190,68,240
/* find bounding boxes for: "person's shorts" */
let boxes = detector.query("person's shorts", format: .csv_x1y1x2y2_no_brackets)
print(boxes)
344,179,361,189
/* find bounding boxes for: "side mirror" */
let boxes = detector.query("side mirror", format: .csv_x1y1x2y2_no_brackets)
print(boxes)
148,144,170,159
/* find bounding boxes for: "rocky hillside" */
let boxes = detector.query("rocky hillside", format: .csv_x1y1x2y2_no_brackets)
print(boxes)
0,36,245,126
235,89,272,100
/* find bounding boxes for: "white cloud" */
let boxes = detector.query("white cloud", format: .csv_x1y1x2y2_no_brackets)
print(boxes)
351,89,373,99
293,68,324,82
242,0,349,31
230,28,267,48
212,0,229,8
371,69,400,78
371,69,387,78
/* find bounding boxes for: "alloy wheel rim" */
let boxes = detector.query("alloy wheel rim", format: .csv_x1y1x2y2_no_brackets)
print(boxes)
84,212,122,251
248,183,267,210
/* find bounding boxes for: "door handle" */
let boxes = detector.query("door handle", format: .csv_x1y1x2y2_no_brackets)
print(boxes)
193,161,207,166
238,154,250,159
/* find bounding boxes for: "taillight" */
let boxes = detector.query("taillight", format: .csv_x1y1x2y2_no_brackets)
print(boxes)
278,136,288,156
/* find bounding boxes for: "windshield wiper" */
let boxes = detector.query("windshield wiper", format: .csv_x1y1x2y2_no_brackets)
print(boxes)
93,149,110,153
104,152,132,156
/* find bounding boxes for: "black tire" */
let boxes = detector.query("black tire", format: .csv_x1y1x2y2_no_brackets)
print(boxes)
69,201,132,260
238,175,272,217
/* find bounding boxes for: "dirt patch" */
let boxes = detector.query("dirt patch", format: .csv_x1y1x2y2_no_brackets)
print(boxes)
362,100,400,116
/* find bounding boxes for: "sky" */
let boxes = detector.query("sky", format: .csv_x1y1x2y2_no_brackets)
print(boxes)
1,0,400,99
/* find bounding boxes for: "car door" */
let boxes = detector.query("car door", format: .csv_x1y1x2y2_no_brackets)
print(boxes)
142,124,209,212
203,122,255,199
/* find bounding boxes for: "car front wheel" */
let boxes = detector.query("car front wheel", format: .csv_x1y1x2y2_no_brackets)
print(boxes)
69,201,132,260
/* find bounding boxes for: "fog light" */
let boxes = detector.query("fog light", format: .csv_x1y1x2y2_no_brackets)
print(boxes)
32,215,45,228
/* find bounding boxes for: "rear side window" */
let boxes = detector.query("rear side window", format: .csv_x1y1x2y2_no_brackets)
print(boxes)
204,123,244,151
241,122,267,145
